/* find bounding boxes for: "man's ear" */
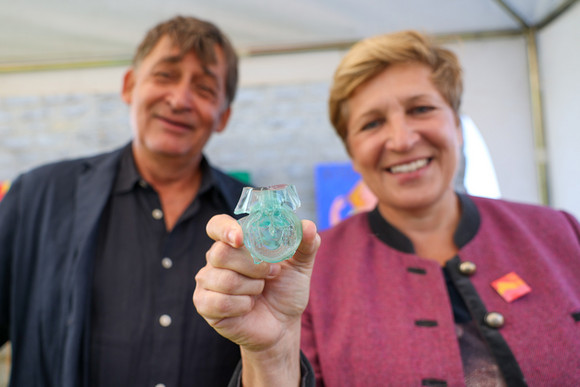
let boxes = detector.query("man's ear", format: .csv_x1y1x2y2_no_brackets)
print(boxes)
121,68,135,104
215,106,231,133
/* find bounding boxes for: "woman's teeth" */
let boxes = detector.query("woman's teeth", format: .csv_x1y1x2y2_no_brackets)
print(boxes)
389,158,428,174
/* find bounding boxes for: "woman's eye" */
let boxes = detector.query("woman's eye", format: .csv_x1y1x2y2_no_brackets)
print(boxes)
410,105,434,114
361,119,383,131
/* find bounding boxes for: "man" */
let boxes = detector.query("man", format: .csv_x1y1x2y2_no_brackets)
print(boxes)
0,15,245,386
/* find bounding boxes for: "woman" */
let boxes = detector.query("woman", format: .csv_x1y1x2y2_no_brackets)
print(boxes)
193,31,580,386
302,30,580,386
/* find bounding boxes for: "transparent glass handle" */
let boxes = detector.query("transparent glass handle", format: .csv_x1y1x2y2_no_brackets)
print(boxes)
234,184,303,264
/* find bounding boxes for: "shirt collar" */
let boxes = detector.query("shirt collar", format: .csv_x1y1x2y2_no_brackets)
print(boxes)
113,144,218,198
196,157,217,199
367,193,480,254
113,144,141,194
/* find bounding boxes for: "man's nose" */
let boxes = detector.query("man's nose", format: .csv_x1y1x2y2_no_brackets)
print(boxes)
167,82,193,111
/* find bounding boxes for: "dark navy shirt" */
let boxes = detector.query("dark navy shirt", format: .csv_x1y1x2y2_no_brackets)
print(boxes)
89,147,242,387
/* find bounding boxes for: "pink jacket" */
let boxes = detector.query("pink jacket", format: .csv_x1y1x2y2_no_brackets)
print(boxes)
302,195,580,386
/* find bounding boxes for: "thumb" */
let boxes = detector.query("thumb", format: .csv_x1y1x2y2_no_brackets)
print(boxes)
290,220,320,268
206,214,244,248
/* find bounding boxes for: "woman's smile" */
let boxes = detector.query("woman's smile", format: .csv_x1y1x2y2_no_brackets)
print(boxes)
387,157,432,174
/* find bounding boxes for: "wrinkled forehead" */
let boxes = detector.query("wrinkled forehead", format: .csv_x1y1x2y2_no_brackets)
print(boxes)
138,34,221,68
170,33,220,66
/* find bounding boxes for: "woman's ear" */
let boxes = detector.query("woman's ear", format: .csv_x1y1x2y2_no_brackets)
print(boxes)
456,115,464,147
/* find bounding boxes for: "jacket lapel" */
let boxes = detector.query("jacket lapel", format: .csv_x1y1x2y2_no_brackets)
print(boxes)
61,146,126,386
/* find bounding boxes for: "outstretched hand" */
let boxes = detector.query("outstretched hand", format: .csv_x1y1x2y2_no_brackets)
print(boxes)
193,213,320,354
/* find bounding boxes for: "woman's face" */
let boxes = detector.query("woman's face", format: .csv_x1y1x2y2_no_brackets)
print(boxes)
345,62,461,214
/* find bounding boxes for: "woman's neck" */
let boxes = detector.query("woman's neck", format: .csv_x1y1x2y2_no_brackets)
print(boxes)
378,191,461,265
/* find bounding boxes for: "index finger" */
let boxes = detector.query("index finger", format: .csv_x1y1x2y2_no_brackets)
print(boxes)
206,214,244,248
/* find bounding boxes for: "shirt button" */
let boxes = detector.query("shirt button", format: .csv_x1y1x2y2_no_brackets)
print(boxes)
159,314,172,327
484,312,505,328
152,209,163,220
139,179,148,188
458,261,477,276
161,257,173,269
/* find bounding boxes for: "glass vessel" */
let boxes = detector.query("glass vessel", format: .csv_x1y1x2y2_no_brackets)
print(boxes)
234,184,303,264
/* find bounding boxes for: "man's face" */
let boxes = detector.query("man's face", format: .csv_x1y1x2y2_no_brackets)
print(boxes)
122,35,230,162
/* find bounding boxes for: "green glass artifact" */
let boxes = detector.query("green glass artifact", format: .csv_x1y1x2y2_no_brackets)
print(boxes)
234,184,303,264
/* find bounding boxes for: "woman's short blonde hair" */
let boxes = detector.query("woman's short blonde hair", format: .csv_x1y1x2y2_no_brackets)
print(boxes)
329,30,463,141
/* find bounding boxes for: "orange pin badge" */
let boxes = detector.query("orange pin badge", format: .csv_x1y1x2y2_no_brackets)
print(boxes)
491,272,531,303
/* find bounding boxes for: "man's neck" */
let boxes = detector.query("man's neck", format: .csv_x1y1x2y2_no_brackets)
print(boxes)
132,144,204,230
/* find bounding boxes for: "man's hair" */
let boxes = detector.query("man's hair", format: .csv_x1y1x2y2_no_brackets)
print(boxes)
328,30,463,142
133,15,239,107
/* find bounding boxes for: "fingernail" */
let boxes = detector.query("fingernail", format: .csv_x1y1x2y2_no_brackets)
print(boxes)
268,263,281,278
227,231,236,245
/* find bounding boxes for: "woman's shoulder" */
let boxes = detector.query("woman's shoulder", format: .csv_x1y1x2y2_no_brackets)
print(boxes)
469,195,579,231
320,212,370,240
317,212,382,261
471,195,563,216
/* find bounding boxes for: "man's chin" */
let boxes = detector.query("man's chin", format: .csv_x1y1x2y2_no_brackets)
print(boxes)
142,143,192,158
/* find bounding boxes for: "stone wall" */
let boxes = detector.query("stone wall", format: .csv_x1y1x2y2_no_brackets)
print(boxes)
0,81,349,224
0,80,349,385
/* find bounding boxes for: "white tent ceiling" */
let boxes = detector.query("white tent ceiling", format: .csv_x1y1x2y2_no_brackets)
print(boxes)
0,0,577,70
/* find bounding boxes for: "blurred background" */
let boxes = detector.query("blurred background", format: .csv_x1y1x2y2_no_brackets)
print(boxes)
1,0,579,382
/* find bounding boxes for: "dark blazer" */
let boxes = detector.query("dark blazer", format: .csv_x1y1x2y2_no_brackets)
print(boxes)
0,144,244,386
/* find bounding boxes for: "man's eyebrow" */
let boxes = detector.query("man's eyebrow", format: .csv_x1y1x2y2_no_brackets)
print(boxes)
154,55,183,66
201,66,218,82
153,55,219,81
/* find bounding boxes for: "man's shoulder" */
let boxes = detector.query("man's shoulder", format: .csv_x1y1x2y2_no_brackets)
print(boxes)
208,165,247,208
23,146,124,178
14,146,126,195
210,166,247,190
210,165,248,193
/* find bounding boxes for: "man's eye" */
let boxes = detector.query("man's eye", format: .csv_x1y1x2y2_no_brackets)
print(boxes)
196,83,217,97
153,71,173,80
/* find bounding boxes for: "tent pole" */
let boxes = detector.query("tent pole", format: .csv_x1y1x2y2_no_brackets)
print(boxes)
537,0,579,30
493,0,551,205
492,0,529,29
525,28,550,205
